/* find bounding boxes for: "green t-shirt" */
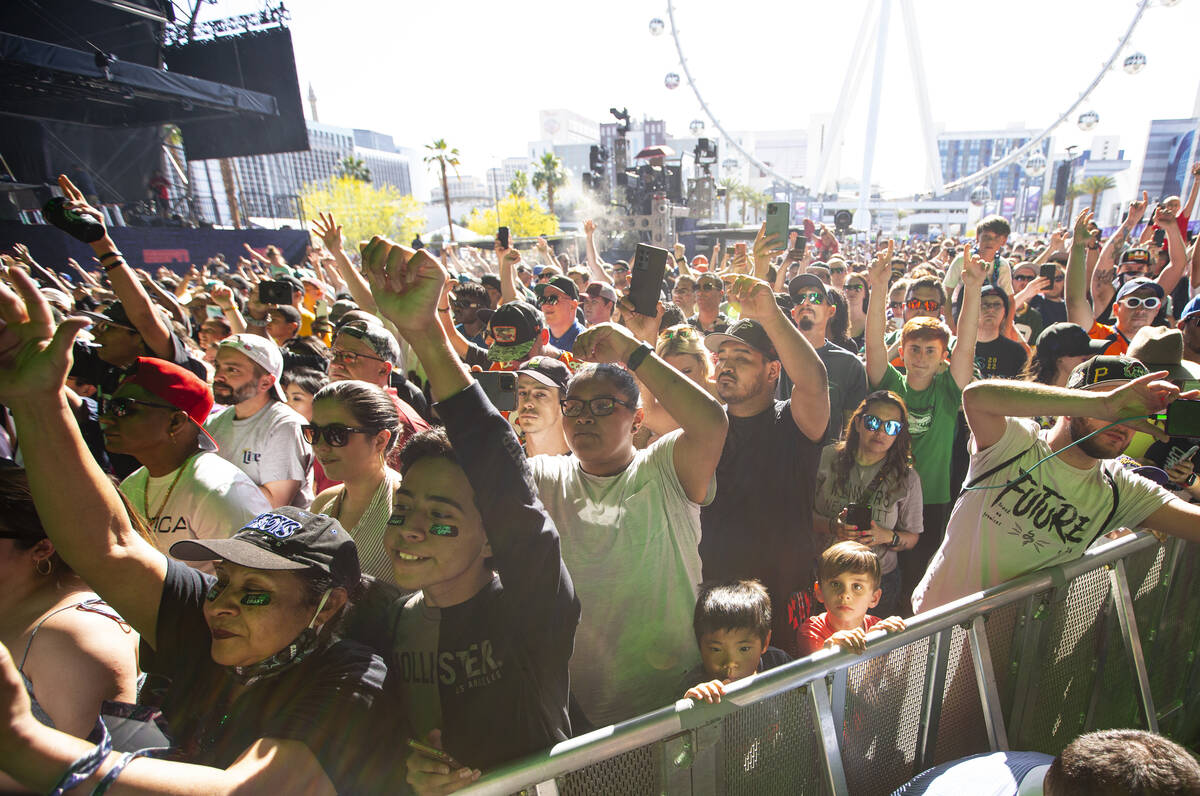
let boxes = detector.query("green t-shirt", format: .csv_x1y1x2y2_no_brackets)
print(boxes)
876,363,962,504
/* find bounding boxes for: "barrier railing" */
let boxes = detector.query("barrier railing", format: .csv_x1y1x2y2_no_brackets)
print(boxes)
460,532,1200,795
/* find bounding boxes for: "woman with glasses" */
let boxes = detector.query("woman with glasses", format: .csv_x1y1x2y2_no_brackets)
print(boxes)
307,381,402,582
812,391,923,616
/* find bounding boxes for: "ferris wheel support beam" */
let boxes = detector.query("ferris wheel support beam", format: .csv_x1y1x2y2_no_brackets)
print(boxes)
857,0,892,226
810,2,877,195
899,0,944,195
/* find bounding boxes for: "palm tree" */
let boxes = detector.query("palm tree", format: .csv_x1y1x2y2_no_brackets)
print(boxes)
337,156,371,183
718,177,741,224
749,190,768,223
531,152,567,217
509,169,529,197
1082,175,1117,212
737,185,753,225
424,139,461,242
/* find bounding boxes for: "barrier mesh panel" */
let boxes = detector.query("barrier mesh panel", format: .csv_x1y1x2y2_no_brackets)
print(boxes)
1148,542,1200,738
557,743,658,796
1013,567,1111,754
931,625,989,766
982,602,1021,726
840,638,930,796
723,687,829,796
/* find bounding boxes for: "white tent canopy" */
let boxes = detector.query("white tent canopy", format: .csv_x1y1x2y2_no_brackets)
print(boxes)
426,223,488,242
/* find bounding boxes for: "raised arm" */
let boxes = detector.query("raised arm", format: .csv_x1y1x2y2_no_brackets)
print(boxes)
583,219,611,285
1182,162,1200,219
750,222,783,281
0,269,167,647
1152,206,1189,295
11,244,71,296
497,244,522,304
726,274,829,441
311,212,379,314
1065,209,1097,328
211,284,249,335
574,322,728,503
1032,228,1065,266
864,240,894,387
57,175,175,359
950,246,985,390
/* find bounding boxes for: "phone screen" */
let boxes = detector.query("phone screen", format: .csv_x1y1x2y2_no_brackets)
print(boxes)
1166,400,1200,438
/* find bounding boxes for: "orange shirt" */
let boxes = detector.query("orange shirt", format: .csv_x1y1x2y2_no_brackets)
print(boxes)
1088,321,1128,356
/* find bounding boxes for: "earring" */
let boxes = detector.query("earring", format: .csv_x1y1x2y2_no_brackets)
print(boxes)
35,557,53,576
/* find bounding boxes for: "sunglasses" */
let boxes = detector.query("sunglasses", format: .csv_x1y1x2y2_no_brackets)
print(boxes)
102,396,179,418
888,301,905,311
452,300,483,311
1119,296,1161,310
906,298,942,312
862,413,903,436
92,320,137,335
794,291,825,305
844,283,865,292
829,267,846,274
537,294,561,307
560,396,637,417
659,327,700,341
302,423,377,447
698,282,723,292
331,348,386,365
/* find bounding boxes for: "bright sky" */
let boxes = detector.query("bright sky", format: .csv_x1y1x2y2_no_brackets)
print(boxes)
205,0,1200,199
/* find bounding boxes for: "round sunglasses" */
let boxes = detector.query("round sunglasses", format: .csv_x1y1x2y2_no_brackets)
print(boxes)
862,413,903,436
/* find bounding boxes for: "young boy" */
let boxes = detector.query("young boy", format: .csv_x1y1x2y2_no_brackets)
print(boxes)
683,579,792,704
797,542,906,656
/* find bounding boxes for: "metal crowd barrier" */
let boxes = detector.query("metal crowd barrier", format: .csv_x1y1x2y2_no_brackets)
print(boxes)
461,532,1200,796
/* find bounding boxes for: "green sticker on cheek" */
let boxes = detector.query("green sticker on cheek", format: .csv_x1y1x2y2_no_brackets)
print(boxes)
240,592,272,606
387,513,407,526
205,583,222,602
429,524,458,537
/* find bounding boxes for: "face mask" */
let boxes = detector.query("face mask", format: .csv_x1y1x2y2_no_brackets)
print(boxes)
231,589,332,687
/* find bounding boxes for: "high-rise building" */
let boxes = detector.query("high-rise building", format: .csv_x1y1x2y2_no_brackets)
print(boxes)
937,127,1052,205
1136,118,1198,202
537,109,601,145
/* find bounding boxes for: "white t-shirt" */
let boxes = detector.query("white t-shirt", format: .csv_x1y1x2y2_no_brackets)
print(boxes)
913,418,1175,613
529,430,714,727
120,452,272,560
204,401,314,508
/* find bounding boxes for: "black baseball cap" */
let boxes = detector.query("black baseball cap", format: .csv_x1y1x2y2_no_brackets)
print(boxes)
533,276,579,301
788,274,828,304
516,356,572,391
1065,355,1149,391
703,318,779,361
480,274,501,291
79,300,137,331
170,507,361,587
488,300,543,362
1035,322,1109,359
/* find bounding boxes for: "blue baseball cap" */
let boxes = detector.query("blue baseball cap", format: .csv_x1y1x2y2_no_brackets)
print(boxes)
1115,277,1164,303
1179,294,1200,323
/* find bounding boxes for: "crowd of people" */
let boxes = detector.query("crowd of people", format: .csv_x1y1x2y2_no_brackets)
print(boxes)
0,169,1199,793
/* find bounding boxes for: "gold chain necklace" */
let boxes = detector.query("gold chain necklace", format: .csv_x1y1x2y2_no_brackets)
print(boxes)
143,454,196,528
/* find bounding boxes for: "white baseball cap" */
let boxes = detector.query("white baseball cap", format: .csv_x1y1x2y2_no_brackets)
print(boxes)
218,333,286,401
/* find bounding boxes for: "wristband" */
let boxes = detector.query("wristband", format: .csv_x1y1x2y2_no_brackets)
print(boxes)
96,251,122,262
50,718,112,796
91,747,165,796
102,257,126,273
1186,473,1197,488
626,342,653,372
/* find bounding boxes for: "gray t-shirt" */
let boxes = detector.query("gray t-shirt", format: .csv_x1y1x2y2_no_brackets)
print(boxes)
204,401,314,508
529,431,714,726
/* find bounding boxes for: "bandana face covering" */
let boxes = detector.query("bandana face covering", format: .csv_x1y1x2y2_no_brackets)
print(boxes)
230,590,332,687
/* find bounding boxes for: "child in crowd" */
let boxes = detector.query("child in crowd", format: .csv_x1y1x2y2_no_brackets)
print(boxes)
798,541,906,656
683,579,792,704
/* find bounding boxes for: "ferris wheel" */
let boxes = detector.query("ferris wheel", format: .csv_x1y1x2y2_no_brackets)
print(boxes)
650,0,1176,219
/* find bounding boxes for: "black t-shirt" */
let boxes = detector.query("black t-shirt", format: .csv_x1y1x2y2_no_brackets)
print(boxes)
139,561,395,794
700,400,821,647
775,342,868,445
386,383,579,771
973,336,1028,380
1028,295,1067,328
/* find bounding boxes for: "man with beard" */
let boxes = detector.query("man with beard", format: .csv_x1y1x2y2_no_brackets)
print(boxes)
913,355,1200,612
777,273,867,444
700,275,829,653
204,334,313,509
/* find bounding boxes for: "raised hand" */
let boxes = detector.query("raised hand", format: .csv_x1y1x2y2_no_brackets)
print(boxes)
1127,191,1149,225
360,237,446,340
615,296,663,343
1153,203,1177,228
961,244,988,289
573,322,640,365
751,221,784,277
0,268,89,403
868,239,894,287
583,218,596,237
211,284,235,309
56,174,108,237
723,274,778,323
311,212,344,252
1100,370,1194,441
1072,208,1094,245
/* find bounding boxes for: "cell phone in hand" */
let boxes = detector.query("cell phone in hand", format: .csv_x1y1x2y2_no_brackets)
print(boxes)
791,234,807,259
844,503,873,531
1039,262,1056,281
258,280,293,305
497,226,510,249
1165,400,1200,438
764,202,790,249
406,739,462,770
630,244,669,317
476,371,518,412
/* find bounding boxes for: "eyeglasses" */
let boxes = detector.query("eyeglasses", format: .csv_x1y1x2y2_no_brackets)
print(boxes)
1013,274,1035,283
829,267,846,275
537,294,561,307
844,283,865,292
452,300,483,311
698,282,723,292
612,266,630,274
888,301,905,311
102,396,179,418
906,298,942,312
302,423,376,446
1119,296,1161,310
331,348,386,365
560,396,637,417
794,291,825,305
862,414,903,436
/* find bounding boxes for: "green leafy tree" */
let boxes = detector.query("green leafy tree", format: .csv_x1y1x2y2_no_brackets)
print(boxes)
509,170,529,197
466,194,558,238
1082,175,1117,212
300,176,425,249
336,156,371,183
424,139,461,242
531,151,568,217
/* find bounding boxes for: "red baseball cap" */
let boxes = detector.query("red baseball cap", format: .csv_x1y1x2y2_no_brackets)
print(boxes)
118,357,219,452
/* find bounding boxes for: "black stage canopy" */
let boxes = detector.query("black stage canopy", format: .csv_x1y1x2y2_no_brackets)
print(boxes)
0,31,279,128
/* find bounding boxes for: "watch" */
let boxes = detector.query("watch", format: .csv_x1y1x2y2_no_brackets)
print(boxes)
890,531,900,548
626,342,654,371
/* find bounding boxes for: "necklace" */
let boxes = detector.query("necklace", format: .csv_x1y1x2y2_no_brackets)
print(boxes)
142,453,196,528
